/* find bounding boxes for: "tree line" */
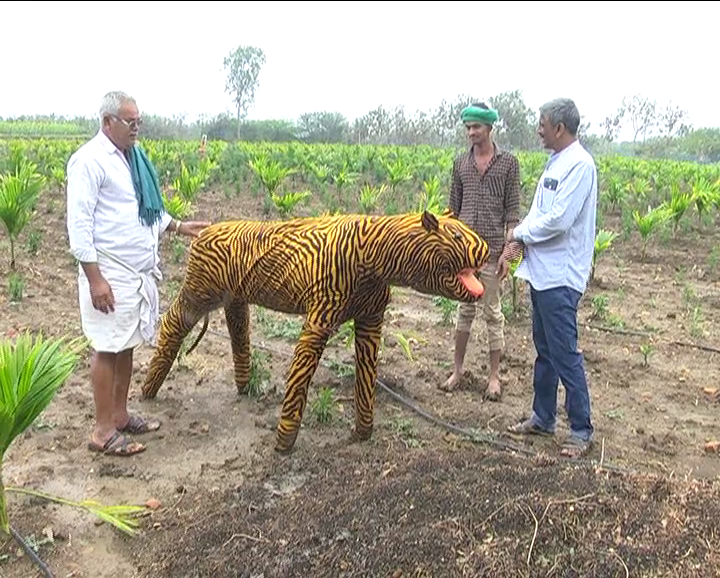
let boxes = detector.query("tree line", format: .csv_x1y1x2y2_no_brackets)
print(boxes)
3,44,719,163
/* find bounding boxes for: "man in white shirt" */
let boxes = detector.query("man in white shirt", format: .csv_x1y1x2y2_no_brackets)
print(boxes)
66,91,210,456
503,98,597,459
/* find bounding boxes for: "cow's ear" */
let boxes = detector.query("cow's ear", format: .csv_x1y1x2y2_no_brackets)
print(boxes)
421,210,439,232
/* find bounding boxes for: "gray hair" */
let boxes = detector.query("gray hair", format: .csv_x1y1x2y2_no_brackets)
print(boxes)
98,91,136,122
539,98,580,136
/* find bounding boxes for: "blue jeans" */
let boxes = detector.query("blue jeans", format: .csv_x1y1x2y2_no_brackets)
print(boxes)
528,285,594,442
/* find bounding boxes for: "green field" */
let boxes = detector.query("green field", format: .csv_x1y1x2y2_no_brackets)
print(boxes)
1,134,720,577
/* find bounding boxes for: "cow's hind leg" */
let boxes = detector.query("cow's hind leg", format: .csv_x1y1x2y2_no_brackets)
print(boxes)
224,297,251,395
275,322,333,454
141,286,220,399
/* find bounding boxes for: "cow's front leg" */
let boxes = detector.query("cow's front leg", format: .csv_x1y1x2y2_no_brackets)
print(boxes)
275,322,332,454
351,313,385,442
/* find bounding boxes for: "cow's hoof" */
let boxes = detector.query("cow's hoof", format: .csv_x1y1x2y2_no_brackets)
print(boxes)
351,425,373,442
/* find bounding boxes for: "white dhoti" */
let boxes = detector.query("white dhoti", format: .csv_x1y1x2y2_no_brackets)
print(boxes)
78,249,162,354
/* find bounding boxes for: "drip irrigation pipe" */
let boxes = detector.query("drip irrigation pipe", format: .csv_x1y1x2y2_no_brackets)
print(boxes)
9,525,54,578
196,327,641,477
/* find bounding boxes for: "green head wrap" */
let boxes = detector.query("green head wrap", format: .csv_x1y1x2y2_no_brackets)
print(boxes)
460,106,499,125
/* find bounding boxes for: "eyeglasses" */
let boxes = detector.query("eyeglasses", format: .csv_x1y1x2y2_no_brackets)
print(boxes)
112,115,143,129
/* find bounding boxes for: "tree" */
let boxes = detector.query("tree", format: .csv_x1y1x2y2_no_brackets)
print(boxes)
297,112,350,143
429,98,456,146
678,128,720,163
487,90,539,151
600,108,626,143
429,95,480,147
223,45,266,140
352,106,393,145
621,94,658,143
658,103,690,140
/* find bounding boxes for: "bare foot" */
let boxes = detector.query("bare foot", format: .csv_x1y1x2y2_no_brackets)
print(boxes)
484,376,502,401
439,371,461,392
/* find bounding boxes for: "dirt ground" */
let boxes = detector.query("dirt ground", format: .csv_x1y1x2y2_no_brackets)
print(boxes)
1,184,719,577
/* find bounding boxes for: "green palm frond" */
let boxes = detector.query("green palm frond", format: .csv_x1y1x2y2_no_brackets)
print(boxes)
5,487,146,536
0,159,45,269
0,332,86,534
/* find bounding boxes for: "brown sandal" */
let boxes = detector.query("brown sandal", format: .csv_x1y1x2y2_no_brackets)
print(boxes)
118,414,161,435
507,418,554,436
88,431,146,456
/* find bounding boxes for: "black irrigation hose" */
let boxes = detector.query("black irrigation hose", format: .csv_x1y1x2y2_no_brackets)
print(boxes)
374,376,536,457
9,525,54,578
374,375,638,477
199,327,641,477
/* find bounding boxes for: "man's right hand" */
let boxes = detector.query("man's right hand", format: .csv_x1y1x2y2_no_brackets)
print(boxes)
81,262,115,314
89,277,115,314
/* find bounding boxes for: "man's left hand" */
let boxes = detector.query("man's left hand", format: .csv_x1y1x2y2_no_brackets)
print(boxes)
501,240,525,262
178,221,212,238
496,258,510,281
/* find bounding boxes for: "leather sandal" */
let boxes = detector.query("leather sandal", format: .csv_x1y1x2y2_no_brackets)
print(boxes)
88,431,146,456
118,414,161,435
507,418,554,436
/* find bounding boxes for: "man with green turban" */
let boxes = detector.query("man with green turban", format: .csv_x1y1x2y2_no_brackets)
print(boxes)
439,102,522,402
460,105,500,126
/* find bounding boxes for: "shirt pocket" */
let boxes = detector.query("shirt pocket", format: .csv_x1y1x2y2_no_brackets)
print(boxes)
483,175,506,208
538,176,560,212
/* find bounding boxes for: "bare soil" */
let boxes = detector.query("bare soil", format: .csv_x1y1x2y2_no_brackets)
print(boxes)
1,186,719,577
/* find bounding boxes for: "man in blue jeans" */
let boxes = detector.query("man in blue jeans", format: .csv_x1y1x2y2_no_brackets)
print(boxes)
502,97,597,459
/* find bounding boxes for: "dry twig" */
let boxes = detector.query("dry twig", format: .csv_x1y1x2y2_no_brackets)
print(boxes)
222,531,269,548
525,504,540,566
478,496,523,530
524,494,596,566
611,549,630,578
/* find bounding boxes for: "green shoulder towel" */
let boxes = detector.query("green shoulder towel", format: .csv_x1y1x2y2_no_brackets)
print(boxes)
127,145,165,227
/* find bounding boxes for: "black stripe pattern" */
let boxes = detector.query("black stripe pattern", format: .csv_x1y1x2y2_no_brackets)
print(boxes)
141,209,490,453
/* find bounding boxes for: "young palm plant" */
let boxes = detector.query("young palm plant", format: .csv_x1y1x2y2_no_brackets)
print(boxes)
0,159,45,270
633,205,668,262
591,229,619,283
172,160,207,203
162,190,194,221
358,183,386,214
271,190,312,219
662,183,693,238
0,332,146,574
249,156,296,198
418,176,445,215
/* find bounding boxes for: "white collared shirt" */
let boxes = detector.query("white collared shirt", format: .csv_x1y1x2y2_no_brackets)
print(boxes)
66,130,172,278
513,140,598,295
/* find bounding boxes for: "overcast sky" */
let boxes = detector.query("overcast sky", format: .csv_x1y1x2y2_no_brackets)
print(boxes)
1,1,716,140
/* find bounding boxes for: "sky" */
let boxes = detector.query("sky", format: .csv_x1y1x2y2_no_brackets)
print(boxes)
0,0,717,141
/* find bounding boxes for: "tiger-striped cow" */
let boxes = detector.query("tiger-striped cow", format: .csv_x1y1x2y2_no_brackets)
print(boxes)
141,209,490,453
